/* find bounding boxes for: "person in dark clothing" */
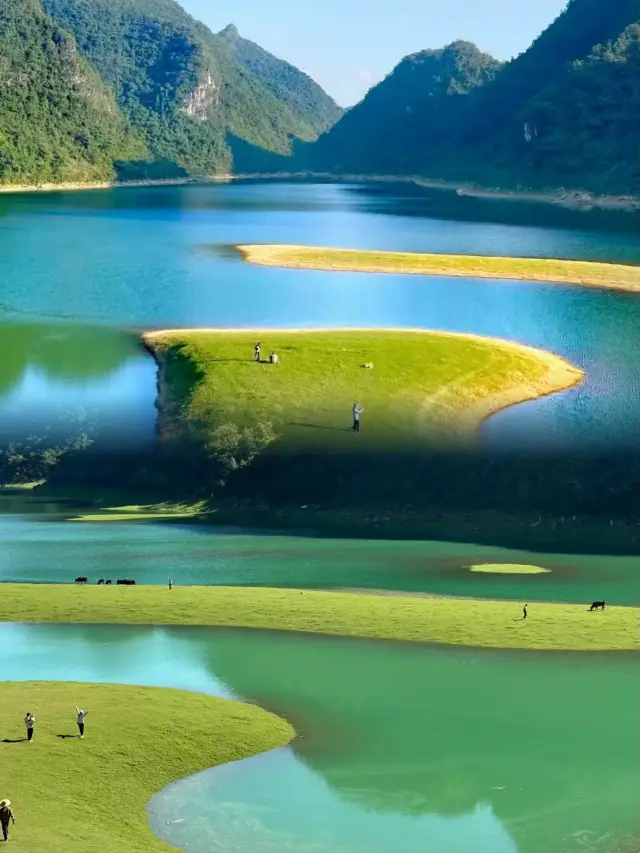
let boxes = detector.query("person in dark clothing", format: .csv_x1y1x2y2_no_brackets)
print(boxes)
352,403,364,432
24,713,34,742
254,342,261,362
523,603,528,620
0,799,16,841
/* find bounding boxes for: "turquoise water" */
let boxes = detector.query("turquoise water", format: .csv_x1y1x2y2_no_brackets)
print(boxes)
2,622,638,853
1,182,639,449
1,512,638,603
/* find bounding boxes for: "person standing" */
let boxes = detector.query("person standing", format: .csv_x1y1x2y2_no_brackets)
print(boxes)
254,342,261,362
76,707,88,739
168,576,172,590
352,403,364,432
523,603,528,620
0,800,15,842
24,713,35,742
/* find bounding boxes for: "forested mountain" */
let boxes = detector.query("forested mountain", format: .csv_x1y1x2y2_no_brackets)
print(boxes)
0,0,340,185
0,0,145,185
218,24,342,137
309,41,501,175
308,0,640,194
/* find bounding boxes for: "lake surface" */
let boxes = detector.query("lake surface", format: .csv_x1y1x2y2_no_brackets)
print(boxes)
1,510,637,603
1,182,639,449
2,622,638,853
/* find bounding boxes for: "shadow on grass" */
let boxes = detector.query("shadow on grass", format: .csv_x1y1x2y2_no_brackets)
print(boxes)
2,738,27,743
56,733,79,740
287,422,353,432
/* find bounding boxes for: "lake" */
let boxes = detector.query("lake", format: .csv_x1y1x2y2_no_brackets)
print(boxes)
1,181,639,450
1,510,638,603
2,622,637,853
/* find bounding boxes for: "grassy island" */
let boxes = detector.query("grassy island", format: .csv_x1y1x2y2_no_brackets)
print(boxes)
1,585,636,651
142,329,582,448
469,563,552,574
0,681,293,853
235,244,640,291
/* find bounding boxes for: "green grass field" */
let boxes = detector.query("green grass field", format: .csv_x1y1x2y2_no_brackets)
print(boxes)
236,244,640,291
143,329,582,450
1,585,636,651
0,681,293,853
469,563,551,574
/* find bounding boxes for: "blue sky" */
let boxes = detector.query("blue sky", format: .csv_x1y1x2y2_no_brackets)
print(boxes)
179,0,569,106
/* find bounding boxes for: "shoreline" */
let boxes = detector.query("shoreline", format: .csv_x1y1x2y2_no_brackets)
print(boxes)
235,244,640,292
141,327,584,442
0,584,636,651
1,171,637,211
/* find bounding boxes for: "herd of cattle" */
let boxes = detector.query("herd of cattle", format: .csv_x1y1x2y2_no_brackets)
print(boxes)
74,577,136,585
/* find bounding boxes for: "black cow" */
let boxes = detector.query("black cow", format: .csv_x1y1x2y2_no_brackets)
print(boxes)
589,600,605,611
75,576,88,585
116,579,136,585
97,579,105,585
105,579,112,585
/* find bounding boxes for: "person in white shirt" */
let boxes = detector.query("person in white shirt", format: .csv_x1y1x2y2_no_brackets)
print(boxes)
269,352,279,364
24,712,35,742
76,707,89,739
352,403,364,432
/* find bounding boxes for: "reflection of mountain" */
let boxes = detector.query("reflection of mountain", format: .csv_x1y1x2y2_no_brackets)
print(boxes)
201,630,640,853
0,321,137,396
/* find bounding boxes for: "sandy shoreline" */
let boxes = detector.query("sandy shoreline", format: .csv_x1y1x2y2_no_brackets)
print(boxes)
235,244,640,292
141,327,584,439
1,172,637,210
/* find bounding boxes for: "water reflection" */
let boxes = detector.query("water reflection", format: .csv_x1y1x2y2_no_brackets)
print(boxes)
0,320,155,445
2,623,635,853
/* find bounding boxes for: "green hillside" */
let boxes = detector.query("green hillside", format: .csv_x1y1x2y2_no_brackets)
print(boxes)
311,40,501,175
308,0,640,195
40,0,340,178
0,0,340,185
218,23,342,136
0,0,145,185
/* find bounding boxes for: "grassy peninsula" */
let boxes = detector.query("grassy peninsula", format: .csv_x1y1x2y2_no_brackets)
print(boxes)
236,244,640,291
0,681,292,853
1,585,636,651
142,329,582,449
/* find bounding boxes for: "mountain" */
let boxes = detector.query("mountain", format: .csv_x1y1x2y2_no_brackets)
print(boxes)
0,0,340,185
308,0,640,195
0,0,145,185
309,41,501,175
218,23,342,137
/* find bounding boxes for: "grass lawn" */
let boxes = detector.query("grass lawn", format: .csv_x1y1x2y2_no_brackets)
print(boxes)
469,563,551,574
142,329,582,450
68,503,208,522
1,584,636,651
236,244,640,291
0,681,293,853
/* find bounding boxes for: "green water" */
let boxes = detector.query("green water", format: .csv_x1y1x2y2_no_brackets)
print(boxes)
1,511,638,603
3,623,637,853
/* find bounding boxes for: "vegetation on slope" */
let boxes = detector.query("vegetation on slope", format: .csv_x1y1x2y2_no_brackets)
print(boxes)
0,0,145,185
308,0,640,194
218,23,342,136
40,0,340,178
310,40,501,176
0,681,293,853
1,584,637,650
236,244,640,289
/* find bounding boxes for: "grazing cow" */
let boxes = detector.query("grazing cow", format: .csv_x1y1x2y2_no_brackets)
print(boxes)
97,579,105,585
116,579,136,585
74,576,88,585
105,579,112,585
589,600,605,611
